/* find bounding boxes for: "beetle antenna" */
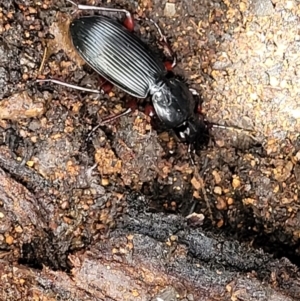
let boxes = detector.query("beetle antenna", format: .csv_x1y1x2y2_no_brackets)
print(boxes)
86,108,132,141
210,122,255,134
188,144,195,165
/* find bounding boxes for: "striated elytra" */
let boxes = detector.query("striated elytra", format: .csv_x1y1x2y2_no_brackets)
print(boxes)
70,16,165,98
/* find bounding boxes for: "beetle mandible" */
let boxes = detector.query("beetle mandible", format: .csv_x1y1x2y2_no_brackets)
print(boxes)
38,0,207,148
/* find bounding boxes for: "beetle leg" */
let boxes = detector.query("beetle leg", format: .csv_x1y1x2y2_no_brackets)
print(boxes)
188,88,203,114
86,108,132,141
36,79,104,94
98,76,114,94
66,0,134,31
144,104,156,117
142,18,177,69
101,108,133,124
188,146,195,165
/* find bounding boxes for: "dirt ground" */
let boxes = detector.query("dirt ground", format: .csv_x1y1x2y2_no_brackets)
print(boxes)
1,0,300,300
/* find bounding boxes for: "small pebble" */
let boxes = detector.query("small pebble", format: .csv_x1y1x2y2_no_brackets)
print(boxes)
216,197,227,210
227,198,234,205
212,170,221,184
15,226,23,233
269,76,279,87
5,235,14,245
232,177,241,189
61,201,69,210
214,186,222,195
164,2,176,17
101,178,110,186
26,161,35,167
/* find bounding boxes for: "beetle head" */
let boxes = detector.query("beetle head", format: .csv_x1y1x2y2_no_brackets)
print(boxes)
174,113,208,146
150,73,208,148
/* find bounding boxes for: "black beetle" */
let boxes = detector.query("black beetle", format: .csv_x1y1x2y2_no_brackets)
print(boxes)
38,1,207,148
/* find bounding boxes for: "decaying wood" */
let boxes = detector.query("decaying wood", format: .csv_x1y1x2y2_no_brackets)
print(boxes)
1,0,300,300
0,164,299,300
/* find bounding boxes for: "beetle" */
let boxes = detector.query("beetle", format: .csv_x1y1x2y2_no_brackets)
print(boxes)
38,1,208,149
